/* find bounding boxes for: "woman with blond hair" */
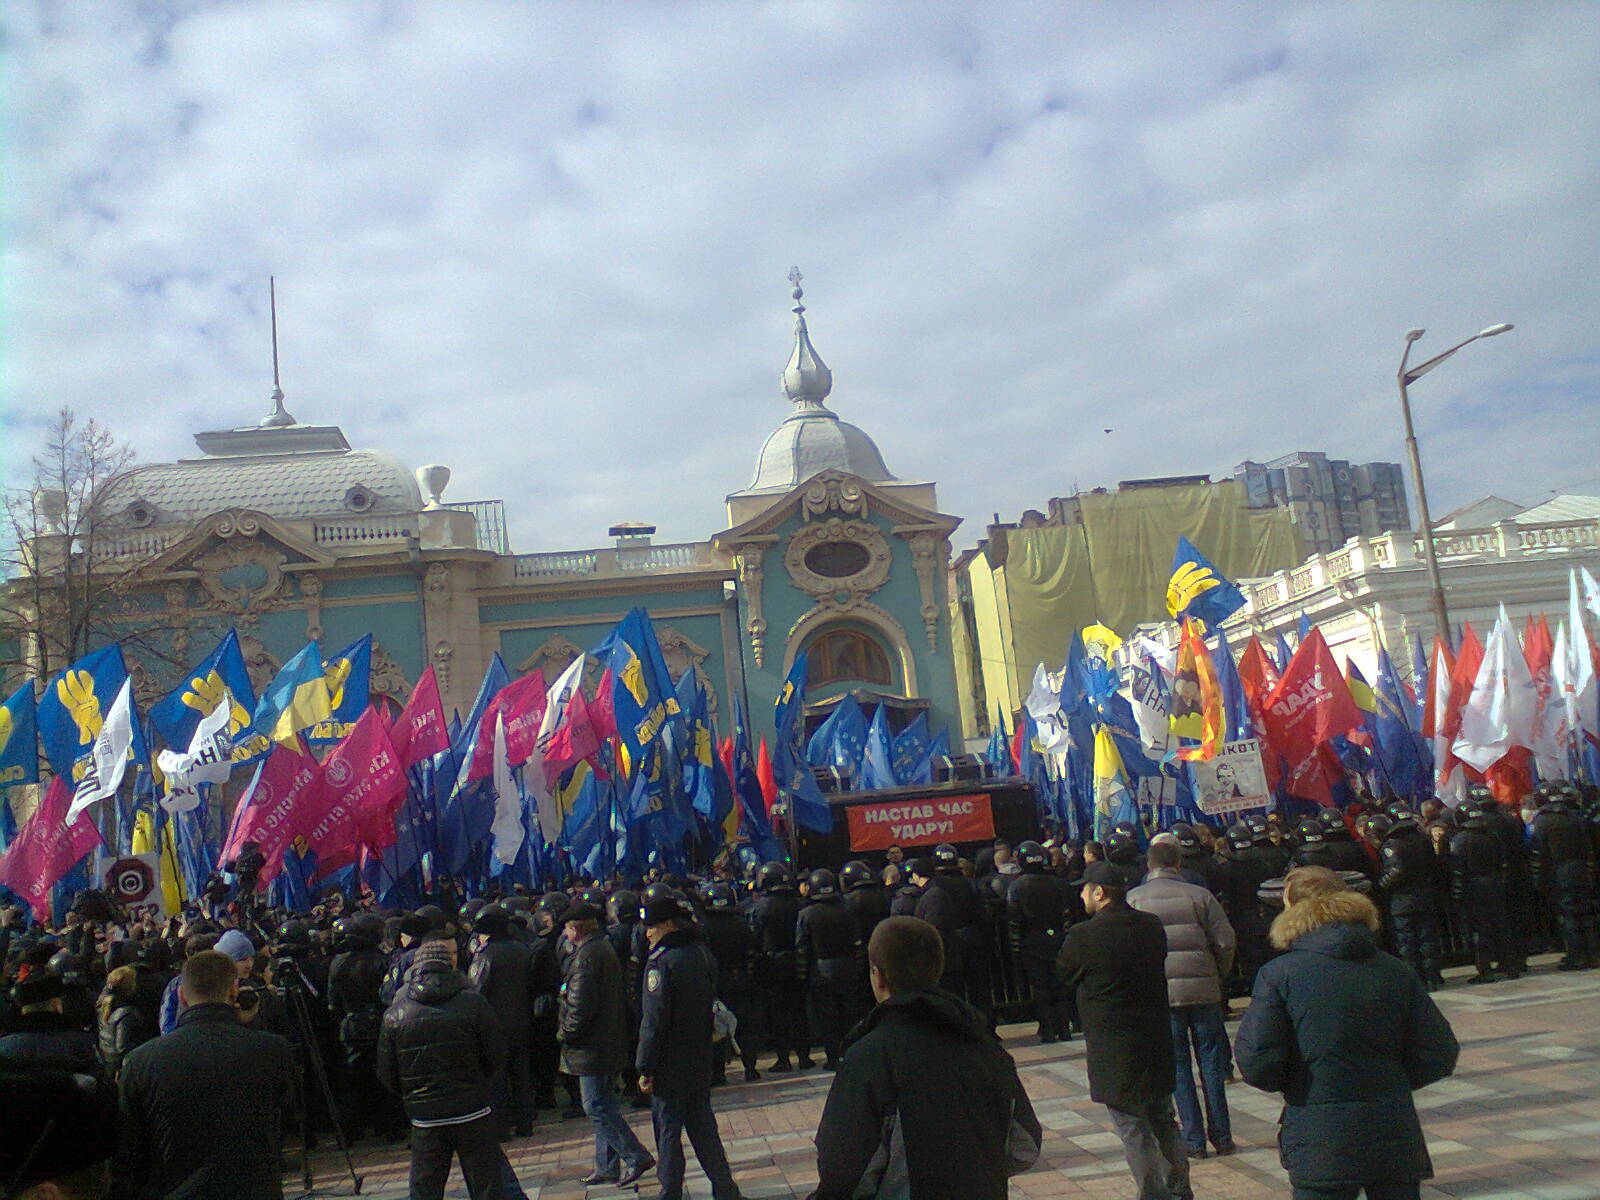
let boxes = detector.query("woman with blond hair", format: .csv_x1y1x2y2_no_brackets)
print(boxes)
97,963,157,1080
1235,866,1458,1200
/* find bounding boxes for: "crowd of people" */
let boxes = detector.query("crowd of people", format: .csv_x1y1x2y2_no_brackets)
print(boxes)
0,779,1595,1199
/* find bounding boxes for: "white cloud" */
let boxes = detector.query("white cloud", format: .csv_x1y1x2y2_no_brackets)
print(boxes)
3,1,1596,553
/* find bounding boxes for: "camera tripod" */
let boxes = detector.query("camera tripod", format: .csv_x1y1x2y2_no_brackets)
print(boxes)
277,958,365,1196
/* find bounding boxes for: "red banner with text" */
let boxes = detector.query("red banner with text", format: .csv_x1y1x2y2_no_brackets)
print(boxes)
845,793,995,852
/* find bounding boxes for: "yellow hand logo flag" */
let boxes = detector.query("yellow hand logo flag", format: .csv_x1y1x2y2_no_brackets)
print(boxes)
58,669,104,744
0,707,11,752
324,658,353,711
181,670,251,734
620,651,649,706
1166,561,1222,620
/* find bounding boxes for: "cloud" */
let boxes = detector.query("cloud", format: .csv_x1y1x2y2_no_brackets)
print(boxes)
3,1,1596,554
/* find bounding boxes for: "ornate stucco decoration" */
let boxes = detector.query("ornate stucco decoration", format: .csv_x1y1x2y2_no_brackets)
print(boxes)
126,658,163,712
300,572,325,641
898,531,950,651
432,640,454,693
656,626,719,721
147,509,331,630
800,474,867,522
164,583,193,663
369,641,413,703
518,634,601,690
737,552,767,668
238,635,281,698
782,517,892,612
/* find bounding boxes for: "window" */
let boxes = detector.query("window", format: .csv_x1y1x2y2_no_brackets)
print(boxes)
806,628,892,688
803,539,871,579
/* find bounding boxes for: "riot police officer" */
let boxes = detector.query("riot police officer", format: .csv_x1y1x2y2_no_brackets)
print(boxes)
327,913,400,1141
1224,821,1279,993
1244,813,1291,876
839,860,888,1016
1292,818,1341,871
1489,796,1533,977
794,869,861,1069
701,882,764,1082
1530,786,1598,970
1319,807,1376,878
920,844,992,1023
1451,790,1512,984
1172,822,1227,901
531,891,581,1115
1006,840,1075,1042
748,862,812,1071
1376,810,1445,990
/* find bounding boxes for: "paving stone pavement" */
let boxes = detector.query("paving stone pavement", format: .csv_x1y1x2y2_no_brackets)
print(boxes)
300,953,1600,1199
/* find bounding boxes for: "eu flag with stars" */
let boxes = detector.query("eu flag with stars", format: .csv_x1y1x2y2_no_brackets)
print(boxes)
890,713,930,785
773,654,833,832
1166,536,1245,632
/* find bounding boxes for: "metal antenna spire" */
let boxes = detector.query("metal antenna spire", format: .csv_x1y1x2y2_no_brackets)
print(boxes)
261,275,296,427
788,265,804,314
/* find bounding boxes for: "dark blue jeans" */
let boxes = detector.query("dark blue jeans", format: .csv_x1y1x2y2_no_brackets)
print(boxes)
650,1088,740,1200
580,1073,650,1177
1291,1184,1420,1200
1170,1004,1232,1153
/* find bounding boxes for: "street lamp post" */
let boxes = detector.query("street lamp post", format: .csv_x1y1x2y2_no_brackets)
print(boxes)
1396,322,1514,648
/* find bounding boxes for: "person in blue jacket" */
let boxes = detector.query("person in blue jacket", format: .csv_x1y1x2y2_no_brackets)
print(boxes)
1235,866,1459,1200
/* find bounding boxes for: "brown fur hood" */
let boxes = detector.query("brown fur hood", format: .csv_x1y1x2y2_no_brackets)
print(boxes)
1269,889,1381,951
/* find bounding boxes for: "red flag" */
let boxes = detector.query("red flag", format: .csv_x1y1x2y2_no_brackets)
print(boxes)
229,738,321,888
756,737,778,815
541,683,602,785
465,672,547,781
297,707,406,866
391,666,449,768
1444,624,1486,784
1262,629,1364,805
590,668,618,742
1238,637,1282,791
0,778,103,921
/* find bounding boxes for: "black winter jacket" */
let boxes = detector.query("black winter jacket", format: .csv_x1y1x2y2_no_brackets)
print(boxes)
557,932,629,1076
636,926,718,1098
811,989,1041,1200
116,1003,296,1200
97,995,156,1079
1235,891,1458,1187
377,963,506,1123
795,896,859,983
0,1010,100,1074
468,935,536,1045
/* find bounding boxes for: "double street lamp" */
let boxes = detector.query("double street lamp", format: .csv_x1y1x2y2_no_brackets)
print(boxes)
1397,322,1515,647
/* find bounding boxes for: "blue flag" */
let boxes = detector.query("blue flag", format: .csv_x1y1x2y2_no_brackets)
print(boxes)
890,713,930,785
1297,612,1313,645
826,694,868,786
438,654,510,877
245,641,332,747
0,681,39,788
905,728,949,786
731,696,785,863
593,608,682,775
1375,648,1428,800
1167,536,1245,631
150,629,259,753
773,654,832,832
859,704,898,790
985,708,1011,776
37,644,149,783
1409,635,1430,728
310,634,372,743
1273,631,1294,674
1212,629,1254,742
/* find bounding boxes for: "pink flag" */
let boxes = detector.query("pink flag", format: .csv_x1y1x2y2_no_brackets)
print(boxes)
542,683,602,785
465,671,547,781
0,777,104,920
228,738,321,888
297,707,406,866
391,666,450,769
1261,629,1364,805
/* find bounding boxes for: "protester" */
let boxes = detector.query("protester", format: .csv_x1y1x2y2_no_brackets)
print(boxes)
1129,840,1237,1160
377,936,510,1200
0,973,100,1074
812,916,1040,1199
95,964,156,1081
116,949,297,1199
557,900,655,1187
1235,867,1459,1200
1058,860,1190,1200
636,889,742,1200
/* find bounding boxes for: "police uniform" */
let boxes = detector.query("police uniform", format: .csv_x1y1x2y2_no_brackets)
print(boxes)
1530,792,1598,969
1006,851,1075,1042
1377,820,1445,989
749,876,811,1070
637,922,742,1200
794,874,860,1069
1451,805,1512,982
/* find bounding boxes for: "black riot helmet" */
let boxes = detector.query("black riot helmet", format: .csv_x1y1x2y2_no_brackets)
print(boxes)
1318,807,1350,838
333,913,384,950
1168,823,1199,851
1226,822,1253,852
1364,813,1396,841
1016,840,1048,870
1384,801,1414,823
534,891,571,920
932,843,961,872
1295,818,1325,845
807,869,841,899
275,919,312,949
703,882,737,911
1104,830,1140,867
576,886,606,910
839,861,874,891
1243,813,1271,845
755,861,793,893
608,889,639,924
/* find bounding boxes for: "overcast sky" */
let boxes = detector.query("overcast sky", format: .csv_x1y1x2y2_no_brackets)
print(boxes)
4,2,1597,552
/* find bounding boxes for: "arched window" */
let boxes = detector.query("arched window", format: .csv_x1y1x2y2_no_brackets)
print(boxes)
806,628,892,688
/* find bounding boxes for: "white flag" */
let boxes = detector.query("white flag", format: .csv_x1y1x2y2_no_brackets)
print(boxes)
1581,567,1600,630
538,656,585,747
489,713,525,866
68,679,135,822
1453,608,1537,773
528,735,562,848
156,691,236,811
1121,660,1171,758
1550,620,1591,779
1429,639,1464,807
1025,664,1071,753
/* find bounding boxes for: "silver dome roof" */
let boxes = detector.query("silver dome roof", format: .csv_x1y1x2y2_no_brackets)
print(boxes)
740,271,895,494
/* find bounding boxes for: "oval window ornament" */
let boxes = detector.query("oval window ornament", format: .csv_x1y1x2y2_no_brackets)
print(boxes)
805,540,870,579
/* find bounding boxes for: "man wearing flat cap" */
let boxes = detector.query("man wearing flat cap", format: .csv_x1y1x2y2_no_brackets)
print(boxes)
557,901,655,1187
1057,861,1190,1200
636,891,742,1200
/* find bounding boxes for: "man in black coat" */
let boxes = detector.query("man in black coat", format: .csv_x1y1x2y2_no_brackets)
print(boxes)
0,974,99,1074
1057,862,1189,1200
377,938,510,1200
115,949,296,1200
794,869,861,1070
557,902,654,1188
637,891,742,1200
748,863,812,1072
1236,867,1458,1199
468,905,536,1138
1007,840,1076,1043
1529,786,1598,970
812,916,1041,1200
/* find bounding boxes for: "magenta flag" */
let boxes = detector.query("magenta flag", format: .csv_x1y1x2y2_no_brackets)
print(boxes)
227,738,321,888
465,671,547,781
541,683,602,786
0,777,104,920
297,707,405,866
391,666,450,769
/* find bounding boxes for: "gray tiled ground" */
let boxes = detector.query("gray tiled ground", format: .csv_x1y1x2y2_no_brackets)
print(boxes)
302,953,1600,1198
